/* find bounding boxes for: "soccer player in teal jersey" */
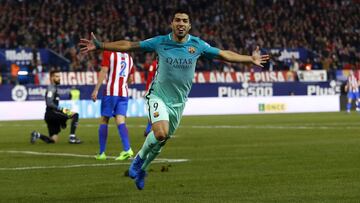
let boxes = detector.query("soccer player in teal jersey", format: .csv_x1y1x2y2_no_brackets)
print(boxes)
80,9,269,190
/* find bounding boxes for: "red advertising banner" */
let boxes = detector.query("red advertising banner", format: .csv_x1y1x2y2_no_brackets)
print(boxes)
37,71,301,85
193,71,296,83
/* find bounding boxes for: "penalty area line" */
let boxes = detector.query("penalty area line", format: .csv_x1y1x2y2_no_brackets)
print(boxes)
0,150,189,171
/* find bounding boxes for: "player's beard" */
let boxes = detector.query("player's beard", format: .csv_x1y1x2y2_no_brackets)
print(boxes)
54,79,60,85
175,29,188,40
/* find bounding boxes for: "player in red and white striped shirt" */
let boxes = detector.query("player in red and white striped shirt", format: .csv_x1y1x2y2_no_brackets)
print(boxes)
345,69,360,113
91,50,135,160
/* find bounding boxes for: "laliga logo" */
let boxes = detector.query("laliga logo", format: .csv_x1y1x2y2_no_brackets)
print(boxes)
11,85,28,101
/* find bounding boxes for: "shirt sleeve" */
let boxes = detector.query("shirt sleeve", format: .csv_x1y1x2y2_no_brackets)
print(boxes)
101,51,111,67
200,40,220,59
45,86,60,111
139,36,162,52
129,57,135,75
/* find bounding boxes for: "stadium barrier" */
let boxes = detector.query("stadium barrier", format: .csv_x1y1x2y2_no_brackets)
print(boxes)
0,81,341,102
0,82,341,120
0,95,340,121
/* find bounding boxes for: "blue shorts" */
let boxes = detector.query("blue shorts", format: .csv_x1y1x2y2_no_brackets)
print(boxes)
101,96,129,117
347,91,359,100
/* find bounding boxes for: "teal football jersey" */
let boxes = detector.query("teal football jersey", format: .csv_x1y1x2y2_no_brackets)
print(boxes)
140,33,220,104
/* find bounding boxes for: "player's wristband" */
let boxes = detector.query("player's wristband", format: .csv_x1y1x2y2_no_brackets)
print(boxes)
93,39,103,50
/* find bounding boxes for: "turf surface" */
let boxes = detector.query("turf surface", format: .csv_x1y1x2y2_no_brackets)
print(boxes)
0,112,359,202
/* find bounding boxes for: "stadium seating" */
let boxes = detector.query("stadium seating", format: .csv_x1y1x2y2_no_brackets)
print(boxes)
0,0,358,81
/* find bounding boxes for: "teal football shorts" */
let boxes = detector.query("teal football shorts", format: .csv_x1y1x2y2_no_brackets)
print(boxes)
145,94,185,136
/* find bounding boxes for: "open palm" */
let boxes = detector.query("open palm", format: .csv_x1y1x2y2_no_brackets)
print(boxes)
79,32,98,54
252,46,270,67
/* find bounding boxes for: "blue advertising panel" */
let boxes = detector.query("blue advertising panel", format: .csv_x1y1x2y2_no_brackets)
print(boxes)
189,82,341,97
60,98,147,118
265,48,309,63
0,48,70,69
0,82,341,102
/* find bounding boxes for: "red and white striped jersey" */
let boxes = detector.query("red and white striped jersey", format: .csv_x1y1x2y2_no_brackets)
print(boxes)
101,51,135,97
347,74,359,92
145,60,158,91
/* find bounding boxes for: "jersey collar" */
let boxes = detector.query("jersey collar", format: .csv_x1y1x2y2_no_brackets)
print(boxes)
169,33,191,43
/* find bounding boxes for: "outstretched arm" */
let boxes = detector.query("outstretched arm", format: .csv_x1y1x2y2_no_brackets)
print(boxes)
91,66,108,102
79,32,141,53
218,46,269,67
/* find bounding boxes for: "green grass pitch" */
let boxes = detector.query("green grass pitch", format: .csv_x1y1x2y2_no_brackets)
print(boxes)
0,112,359,203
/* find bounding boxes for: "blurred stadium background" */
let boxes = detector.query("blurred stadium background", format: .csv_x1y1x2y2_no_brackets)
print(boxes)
0,0,359,202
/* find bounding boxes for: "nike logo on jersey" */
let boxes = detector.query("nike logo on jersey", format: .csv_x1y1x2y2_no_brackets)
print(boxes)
163,47,177,50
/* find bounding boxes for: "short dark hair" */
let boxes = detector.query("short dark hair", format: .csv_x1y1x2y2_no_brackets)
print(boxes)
172,8,191,21
49,70,60,77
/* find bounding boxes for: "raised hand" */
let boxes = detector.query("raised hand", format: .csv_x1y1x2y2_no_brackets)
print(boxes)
251,46,270,67
79,32,102,54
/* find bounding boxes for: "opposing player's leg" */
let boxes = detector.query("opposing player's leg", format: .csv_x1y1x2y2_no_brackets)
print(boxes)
346,92,352,113
114,115,133,160
68,113,82,144
144,120,152,137
114,97,133,161
31,112,62,144
95,96,114,160
356,93,360,112
95,116,109,160
32,112,65,144
47,120,62,143
30,131,55,144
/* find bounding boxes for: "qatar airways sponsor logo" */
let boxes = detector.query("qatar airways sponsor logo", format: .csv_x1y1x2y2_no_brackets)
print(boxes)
165,57,193,69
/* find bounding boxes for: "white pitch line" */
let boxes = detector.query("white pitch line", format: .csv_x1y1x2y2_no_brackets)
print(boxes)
0,150,103,158
0,150,189,171
0,163,128,171
187,125,360,130
0,150,188,162
1,123,359,130
0,160,185,171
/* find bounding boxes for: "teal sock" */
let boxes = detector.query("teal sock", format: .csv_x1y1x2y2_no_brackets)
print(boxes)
141,141,166,170
138,131,159,160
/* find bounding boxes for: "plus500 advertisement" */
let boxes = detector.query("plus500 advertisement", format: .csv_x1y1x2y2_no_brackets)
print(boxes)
0,82,341,120
0,82,341,102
